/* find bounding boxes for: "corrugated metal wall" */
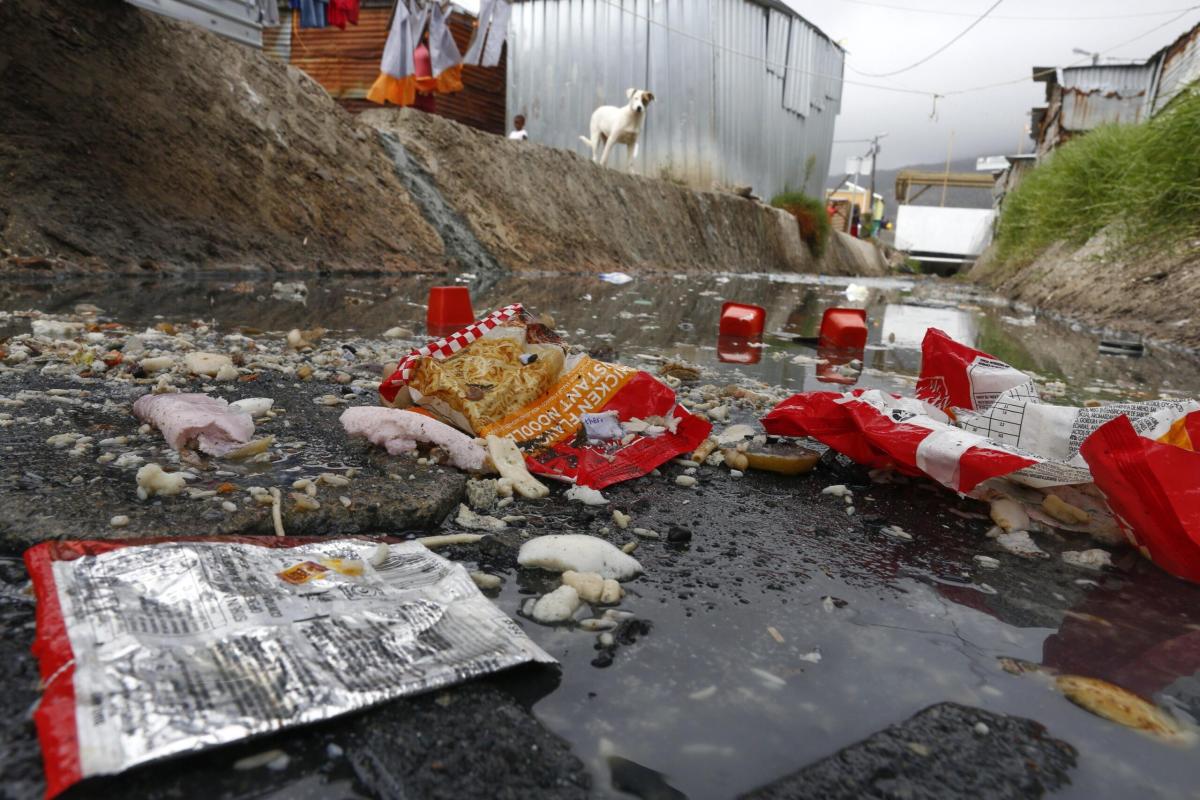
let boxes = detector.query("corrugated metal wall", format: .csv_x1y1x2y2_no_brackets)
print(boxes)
507,0,843,200
1153,24,1200,114
263,5,507,134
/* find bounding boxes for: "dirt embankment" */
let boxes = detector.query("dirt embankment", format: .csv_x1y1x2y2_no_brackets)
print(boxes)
0,0,886,279
363,108,886,277
0,0,444,274
968,232,1200,350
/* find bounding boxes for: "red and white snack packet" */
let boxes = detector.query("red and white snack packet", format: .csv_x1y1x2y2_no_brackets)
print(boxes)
379,304,711,489
762,328,1200,582
25,537,554,797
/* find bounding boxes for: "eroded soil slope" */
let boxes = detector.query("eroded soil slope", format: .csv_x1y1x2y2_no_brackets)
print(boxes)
0,0,444,273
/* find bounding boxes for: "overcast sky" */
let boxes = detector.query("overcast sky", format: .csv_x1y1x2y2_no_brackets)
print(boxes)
462,0,1198,174
785,0,1200,173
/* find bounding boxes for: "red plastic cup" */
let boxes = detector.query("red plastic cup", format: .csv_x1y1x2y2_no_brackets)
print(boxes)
717,335,762,365
818,307,868,351
719,302,766,338
426,286,475,337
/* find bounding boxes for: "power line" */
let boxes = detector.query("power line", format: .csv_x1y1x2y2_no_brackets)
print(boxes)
850,0,1005,77
836,0,1200,22
591,0,932,96
591,0,1198,105
942,5,1200,95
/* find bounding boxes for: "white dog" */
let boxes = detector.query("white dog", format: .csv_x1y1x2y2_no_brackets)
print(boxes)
579,88,655,170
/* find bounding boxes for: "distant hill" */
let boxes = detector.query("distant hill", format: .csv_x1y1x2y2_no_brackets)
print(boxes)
826,156,997,218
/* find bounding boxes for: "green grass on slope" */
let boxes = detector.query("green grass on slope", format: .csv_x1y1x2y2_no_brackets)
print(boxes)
995,85,1200,265
771,192,832,258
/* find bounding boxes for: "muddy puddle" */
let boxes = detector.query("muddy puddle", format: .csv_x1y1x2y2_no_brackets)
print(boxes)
2,271,1198,406
3,271,1200,799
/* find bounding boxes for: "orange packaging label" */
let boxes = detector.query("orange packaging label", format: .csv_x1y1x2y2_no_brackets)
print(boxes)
277,561,330,585
1157,414,1196,452
480,357,636,446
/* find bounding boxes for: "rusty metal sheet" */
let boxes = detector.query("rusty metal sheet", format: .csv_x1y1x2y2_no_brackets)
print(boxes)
263,6,506,135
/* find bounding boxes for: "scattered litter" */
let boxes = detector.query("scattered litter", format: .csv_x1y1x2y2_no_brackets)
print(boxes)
989,498,1029,534
973,555,1001,569
417,533,484,549
973,722,990,736
751,667,787,688
135,464,188,500
582,410,625,440
1043,494,1091,526
1056,675,1188,740
183,352,234,378
992,530,1048,559
31,319,84,340
341,407,486,470
598,272,633,285
562,570,623,604
1062,549,1112,571
822,484,853,499
762,327,1200,583
518,534,643,580
675,475,697,488
565,483,608,506
798,649,822,664
133,393,254,456
486,435,549,498
690,685,718,701
880,524,912,541
455,504,507,531
632,527,659,540
612,509,631,529
466,478,499,510
715,424,755,446
379,303,709,489
767,626,785,643
530,585,582,623
234,749,289,771
470,572,503,590
109,515,130,528
269,488,284,536
24,539,554,796
844,283,868,302
230,398,274,417
691,438,718,463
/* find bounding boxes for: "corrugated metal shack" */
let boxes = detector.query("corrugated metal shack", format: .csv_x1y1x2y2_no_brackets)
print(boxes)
263,2,507,134
1153,21,1200,114
506,0,844,200
1031,19,1200,156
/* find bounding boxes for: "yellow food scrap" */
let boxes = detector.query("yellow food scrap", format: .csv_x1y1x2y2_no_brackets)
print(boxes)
1056,675,1185,739
1042,494,1091,526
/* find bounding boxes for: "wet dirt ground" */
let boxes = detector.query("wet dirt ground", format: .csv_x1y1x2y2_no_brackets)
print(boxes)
3,271,1200,800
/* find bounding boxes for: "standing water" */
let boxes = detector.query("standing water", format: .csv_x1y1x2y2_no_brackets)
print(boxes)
3,271,1200,799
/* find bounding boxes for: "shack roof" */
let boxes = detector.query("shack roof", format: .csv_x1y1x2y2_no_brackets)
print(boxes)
508,0,844,52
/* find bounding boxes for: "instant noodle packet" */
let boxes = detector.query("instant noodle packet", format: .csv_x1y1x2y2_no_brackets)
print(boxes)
380,304,711,488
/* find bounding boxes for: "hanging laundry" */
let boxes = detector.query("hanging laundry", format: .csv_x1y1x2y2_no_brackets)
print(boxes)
463,0,511,68
368,2,429,106
326,0,359,29
257,0,280,27
427,2,464,94
413,41,437,112
296,0,327,29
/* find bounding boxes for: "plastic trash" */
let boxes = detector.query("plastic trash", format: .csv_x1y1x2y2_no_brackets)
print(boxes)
598,272,634,285
379,304,711,488
718,302,766,338
762,327,1200,582
24,538,554,797
426,286,475,337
